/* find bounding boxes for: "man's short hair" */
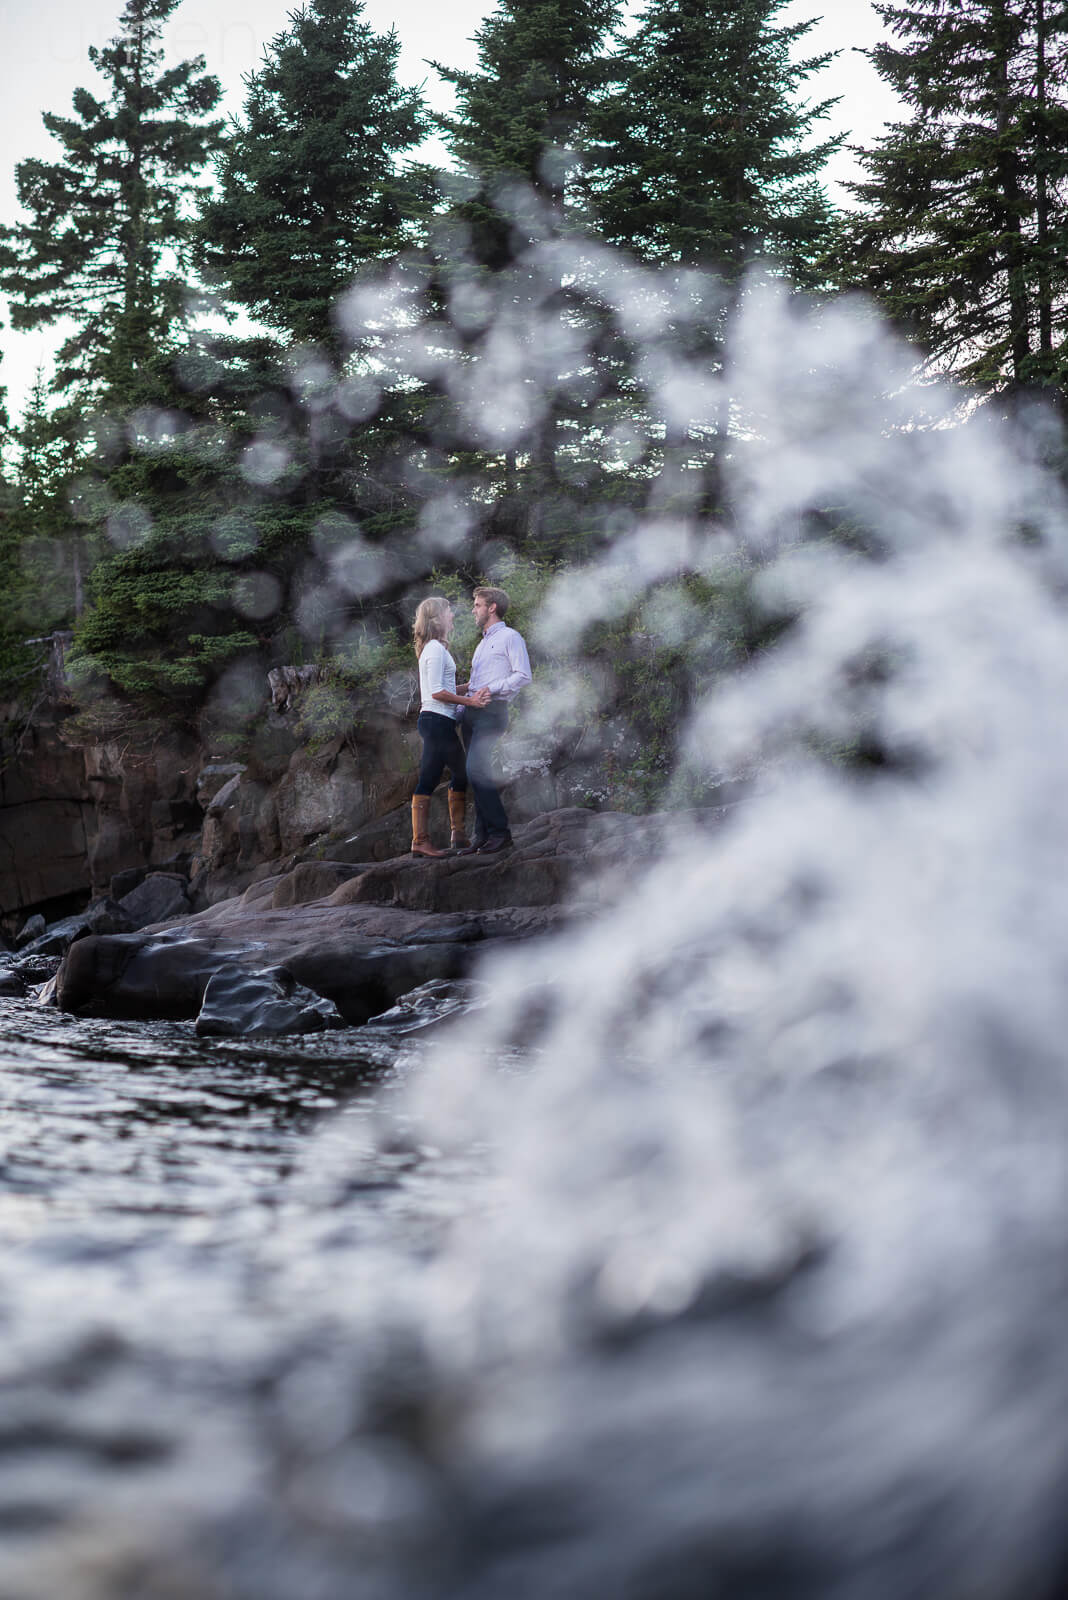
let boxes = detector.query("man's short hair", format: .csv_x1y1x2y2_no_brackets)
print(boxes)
474,585,510,619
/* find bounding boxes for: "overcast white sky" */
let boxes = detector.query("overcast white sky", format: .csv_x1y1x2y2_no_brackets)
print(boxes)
0,0,899,417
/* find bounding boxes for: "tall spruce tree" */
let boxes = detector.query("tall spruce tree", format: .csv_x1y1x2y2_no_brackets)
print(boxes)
198,0,433,353
846,0,1068,396
428,1,623,550
0,0,223,406
583,0,839,281
568,0,838,516
435,0,621,266
11,369,91,624
69,1,438,717
0,358,32,687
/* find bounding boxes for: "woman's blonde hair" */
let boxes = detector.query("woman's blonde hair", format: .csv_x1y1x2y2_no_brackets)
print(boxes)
413,595,453,659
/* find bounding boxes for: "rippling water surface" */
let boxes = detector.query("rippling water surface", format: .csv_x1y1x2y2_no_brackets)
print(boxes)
0,997,481,1599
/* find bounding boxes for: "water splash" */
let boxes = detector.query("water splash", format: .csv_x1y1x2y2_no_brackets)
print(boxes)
306,273,1068,1598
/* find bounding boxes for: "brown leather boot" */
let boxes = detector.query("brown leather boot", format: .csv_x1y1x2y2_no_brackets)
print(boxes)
447,789,470,850
411,795,446,858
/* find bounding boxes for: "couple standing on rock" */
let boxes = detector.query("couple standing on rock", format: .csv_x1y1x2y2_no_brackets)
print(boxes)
410,586,532,858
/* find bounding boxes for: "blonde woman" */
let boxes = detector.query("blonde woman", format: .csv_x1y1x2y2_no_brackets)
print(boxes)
410,597,490,857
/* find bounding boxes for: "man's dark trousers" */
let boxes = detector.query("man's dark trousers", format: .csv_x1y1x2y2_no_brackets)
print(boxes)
461,701,510,840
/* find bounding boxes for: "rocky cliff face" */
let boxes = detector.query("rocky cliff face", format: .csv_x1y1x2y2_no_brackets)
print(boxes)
191,711,418,906
0,703,409,931
0,713,202,930
0,689,616,935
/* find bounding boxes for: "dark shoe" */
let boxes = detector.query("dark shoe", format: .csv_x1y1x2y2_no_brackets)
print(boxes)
476,832,514,854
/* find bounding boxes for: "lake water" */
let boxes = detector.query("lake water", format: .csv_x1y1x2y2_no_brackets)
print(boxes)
2,936,1067,1600
0,996,486,1600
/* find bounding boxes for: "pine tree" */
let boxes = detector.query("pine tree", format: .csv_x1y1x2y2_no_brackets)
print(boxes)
0,0,223,406
11,369,91,624
424,1,624,551
557,0,836,518
435,0,621,266
198,0,433,353
583,0,839,282
67,336,294,712
845,0,1068,396
0,360,33,690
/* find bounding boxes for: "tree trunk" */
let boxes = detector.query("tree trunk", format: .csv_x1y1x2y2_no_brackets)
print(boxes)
1035,0,1052,359
992,0,1031,385
72,536,84,619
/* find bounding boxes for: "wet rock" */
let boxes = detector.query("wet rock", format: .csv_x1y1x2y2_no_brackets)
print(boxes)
195,963,345,1037
11,952,62,986
35,972,58,1005
0,967,27,997
13,897,137,962
15,914,46,948
359,978,490,1037
116,872,191,930
54,897,568,1025
57,931,213,1019
16,912,90,957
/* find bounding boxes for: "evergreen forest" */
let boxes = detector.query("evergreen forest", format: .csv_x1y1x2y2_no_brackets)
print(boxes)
1,0,1066,804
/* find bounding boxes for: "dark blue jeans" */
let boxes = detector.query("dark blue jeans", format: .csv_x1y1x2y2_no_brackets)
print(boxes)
415,712,467,796
461,701,510,838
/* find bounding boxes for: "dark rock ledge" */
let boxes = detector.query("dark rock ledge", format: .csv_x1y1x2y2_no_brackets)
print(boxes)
51,808,721,1029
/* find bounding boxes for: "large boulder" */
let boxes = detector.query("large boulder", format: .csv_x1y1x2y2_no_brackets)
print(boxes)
52,895,561,1025
358,978,490,1037
51,808,710,1025
335,808,718,912
116,872,191,929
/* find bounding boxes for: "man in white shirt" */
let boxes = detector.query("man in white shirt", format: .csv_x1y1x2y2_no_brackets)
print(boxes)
456,585,533,854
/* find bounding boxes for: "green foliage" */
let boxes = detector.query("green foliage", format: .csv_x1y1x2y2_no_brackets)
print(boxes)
289,628,412,751
68,531,261,704
554,564,757,809
0,460,38,698
0,0,851,758
198,0,433,351
844,0,1068,394
583,0,841,282
8,373,98,630
435,0,621,264
0,0,223,405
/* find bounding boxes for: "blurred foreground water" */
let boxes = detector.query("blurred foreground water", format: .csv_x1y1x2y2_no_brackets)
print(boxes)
0,1000,484,1600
